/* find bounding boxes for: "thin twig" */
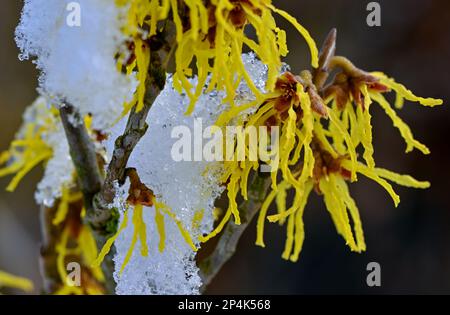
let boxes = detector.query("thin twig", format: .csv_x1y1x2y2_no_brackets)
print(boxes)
59,104,103,209
59,104,119,292
98,25,176,208
91,24,176,293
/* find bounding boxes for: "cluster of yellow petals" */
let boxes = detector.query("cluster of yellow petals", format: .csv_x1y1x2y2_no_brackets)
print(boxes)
200,69,442,261
52,186,106,295
0,98,106,294
0,98,54,192
115,0,318,115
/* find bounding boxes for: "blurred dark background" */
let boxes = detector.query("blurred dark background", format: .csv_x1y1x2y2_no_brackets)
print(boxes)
1,0,449,294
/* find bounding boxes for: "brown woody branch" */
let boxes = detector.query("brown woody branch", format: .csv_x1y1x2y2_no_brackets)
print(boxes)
97,23,176,208
199,173,272,292
59,103,119,293
59,104,103,209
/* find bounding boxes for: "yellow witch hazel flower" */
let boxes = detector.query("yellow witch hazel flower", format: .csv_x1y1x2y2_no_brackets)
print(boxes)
0,97,54,191
321,56,443,164
52,186,106,295
201,70,358,245
54,224,106,295
115,0,318,115
0,97,107,294
0,96,98,201
201,41,443,261
0,270,33,293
